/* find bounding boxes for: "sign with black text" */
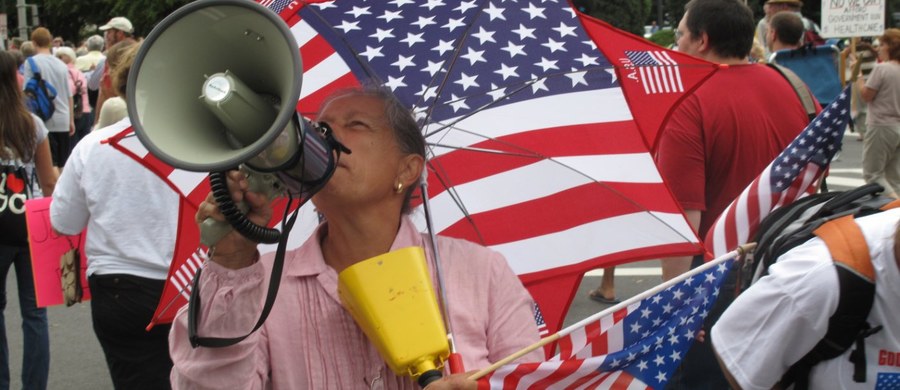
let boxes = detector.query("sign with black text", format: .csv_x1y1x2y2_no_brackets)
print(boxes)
821,0,885,38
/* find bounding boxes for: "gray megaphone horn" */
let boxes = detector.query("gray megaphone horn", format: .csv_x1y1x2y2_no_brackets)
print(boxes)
127,0,349,246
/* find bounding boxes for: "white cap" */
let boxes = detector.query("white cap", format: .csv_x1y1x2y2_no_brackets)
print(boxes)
99,17,133,34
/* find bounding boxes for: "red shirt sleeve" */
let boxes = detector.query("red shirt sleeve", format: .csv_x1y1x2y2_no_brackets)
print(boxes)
655,95,707,212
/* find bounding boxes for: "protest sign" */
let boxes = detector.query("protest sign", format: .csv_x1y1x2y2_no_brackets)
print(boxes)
821,0,885,38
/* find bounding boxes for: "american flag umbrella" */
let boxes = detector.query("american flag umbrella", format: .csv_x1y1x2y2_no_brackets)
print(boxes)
131,0,722,345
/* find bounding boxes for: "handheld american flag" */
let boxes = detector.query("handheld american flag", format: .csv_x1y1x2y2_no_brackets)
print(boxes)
705,85,851,257
475,251,738,389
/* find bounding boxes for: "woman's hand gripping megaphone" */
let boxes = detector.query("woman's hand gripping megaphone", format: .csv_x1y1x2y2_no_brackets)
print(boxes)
196,169,275,269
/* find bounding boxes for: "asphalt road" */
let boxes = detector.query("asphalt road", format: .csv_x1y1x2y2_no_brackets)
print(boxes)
3,130,865,389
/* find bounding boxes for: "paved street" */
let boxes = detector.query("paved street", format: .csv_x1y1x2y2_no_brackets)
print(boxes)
3,131,865,389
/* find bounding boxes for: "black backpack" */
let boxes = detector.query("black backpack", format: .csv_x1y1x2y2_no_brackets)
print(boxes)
741,183,898,389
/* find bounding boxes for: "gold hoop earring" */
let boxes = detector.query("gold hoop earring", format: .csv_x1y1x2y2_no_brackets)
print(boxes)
395,182,404,194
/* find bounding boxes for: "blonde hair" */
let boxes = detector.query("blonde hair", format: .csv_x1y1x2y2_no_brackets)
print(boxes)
112,42,142,97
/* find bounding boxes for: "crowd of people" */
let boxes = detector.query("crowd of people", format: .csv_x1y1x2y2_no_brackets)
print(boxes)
0,1,898,389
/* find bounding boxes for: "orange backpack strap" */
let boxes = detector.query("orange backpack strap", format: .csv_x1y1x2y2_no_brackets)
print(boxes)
813,215,874,282
784,214,879,388
879,199,900,211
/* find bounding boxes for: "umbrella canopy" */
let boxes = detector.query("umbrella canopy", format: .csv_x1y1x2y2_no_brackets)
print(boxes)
286,0,714,335
137,0,721,339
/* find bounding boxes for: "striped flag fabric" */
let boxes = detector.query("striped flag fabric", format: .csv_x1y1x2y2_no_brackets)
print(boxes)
258,0,294,14
533,302,549,338
624,51,684,94
478,253,737,389
705,85,851,257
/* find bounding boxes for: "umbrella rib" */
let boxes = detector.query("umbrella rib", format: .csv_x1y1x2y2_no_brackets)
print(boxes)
425,158,485,244
542,156,702,245
427,143,537,158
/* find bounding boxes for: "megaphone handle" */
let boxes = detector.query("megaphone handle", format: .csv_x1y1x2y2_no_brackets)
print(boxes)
200,217,236,247
201,169,284,246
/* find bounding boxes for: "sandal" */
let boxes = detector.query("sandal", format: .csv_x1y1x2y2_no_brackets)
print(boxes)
588,289,620,304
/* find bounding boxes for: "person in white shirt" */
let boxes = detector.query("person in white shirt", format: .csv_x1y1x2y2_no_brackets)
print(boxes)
712,209,900,390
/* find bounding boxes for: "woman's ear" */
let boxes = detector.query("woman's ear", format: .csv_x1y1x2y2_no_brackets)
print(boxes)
397,154,425,189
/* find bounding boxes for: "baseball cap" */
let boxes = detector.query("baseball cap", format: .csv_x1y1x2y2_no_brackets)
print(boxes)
99,17,134,34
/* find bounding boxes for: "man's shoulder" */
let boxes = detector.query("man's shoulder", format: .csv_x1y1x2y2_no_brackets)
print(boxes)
704,64,799,99
32,54,67,73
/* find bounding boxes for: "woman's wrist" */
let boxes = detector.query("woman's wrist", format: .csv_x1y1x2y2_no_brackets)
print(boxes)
209,247,260,270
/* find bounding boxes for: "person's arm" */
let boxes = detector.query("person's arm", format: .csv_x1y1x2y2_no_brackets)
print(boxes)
655,95,705,281
714,348,744,390
169,169,274,389
858,77,877,103
168,260,271,389
859,64,881,103
710,240,839,390
49,136,89,235
68,96,76,135
485,251,544,364
33,137,57,196
661,209,701,280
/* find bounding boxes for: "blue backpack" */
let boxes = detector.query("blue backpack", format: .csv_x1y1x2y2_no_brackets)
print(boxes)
24,57,57,121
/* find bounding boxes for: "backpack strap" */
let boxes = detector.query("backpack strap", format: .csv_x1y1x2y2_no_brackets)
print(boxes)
768,63,818,122
778,215,879,389
815,216,874,281
27,57,41,76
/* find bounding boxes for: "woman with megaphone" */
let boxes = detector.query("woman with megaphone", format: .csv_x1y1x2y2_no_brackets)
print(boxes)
169,87,544,389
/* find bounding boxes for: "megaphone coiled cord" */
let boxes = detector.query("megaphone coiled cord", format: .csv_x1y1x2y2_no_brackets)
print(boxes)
209,171,281,244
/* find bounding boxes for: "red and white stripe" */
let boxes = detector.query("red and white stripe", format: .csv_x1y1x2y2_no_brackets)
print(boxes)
108,123,209,208
638,51,684,95
484,359,650,390
706,161,821,257
169,249,207,300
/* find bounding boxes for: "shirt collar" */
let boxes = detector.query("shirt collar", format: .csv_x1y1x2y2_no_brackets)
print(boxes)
284,216,422,278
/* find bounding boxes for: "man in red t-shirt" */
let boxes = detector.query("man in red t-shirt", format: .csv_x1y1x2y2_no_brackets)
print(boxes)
658,0,818,280
657,0,820,388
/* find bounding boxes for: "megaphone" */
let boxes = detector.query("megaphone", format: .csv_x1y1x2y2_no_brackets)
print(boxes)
127,0,347,245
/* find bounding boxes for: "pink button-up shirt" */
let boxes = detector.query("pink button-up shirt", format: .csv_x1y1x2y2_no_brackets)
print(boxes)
170,217,543,389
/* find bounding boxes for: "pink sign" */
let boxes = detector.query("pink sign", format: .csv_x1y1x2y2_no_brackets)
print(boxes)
25,197,90,307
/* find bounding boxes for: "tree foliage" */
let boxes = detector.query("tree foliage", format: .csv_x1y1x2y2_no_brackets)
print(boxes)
3,0,189,44
575,0,652,36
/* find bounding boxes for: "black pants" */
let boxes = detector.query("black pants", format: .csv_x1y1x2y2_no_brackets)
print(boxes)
88,274,172,390
47,132,71,168
665,255,738,390
72,112,94,150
